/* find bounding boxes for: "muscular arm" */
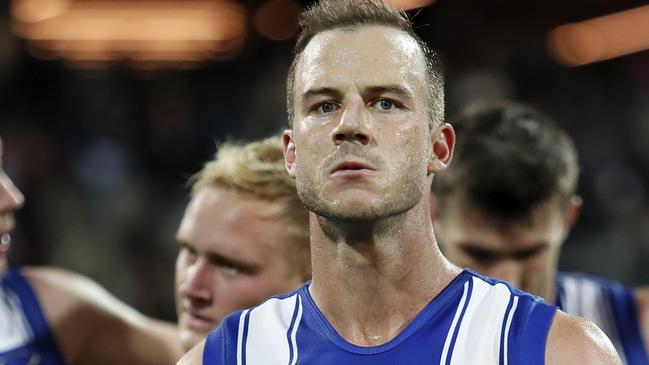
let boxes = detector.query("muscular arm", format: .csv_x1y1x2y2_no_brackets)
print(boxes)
545,310,622,365
177,339,205,365
634,287,649,353
24,267,183,365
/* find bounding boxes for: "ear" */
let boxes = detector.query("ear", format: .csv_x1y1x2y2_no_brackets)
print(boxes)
428,122,456,175
564,194,582,229
283,130,297,178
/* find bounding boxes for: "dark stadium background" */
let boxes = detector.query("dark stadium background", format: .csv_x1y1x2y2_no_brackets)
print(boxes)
1,0,648,321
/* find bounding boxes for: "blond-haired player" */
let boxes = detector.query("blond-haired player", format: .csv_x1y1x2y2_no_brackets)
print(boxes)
174,136,311,351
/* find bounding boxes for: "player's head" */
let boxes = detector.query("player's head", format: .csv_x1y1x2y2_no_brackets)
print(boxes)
432,102,581,299
174,136,311,351
283,0,454,222
0,137,25,274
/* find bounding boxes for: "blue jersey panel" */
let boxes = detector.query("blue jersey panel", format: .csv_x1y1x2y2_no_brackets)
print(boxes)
556,272,649,365
0,269,66,365
203,269,556,365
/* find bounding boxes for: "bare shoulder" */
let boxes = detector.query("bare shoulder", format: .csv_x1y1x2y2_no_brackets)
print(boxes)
633,287,649,352
22,266,142,320
633,286,649,309
177,340,205,365
545,310,622,365
23,266,182,365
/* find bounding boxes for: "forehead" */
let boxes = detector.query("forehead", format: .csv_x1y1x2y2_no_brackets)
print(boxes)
439,201,564,249
178,187,286,253
295,25,427,94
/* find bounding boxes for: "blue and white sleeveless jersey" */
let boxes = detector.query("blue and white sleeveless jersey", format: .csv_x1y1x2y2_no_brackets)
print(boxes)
0,269,66,365
556,272,649,365
204,269,556,364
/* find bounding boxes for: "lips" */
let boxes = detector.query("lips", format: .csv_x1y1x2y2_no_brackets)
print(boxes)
330,161,375,175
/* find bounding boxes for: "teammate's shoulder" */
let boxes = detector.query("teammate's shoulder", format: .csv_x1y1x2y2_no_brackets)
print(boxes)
545,310,622,365
22,265,149,327
177,339,205,365
21,266,95,302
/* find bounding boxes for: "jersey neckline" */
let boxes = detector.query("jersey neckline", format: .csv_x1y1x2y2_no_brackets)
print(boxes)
298,269,473,355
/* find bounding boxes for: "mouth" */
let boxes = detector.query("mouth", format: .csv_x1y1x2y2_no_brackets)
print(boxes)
330,161,376,177
0,233,12,255
181,309,217,331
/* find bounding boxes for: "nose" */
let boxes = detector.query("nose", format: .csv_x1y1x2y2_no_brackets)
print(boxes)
0,170,24,213
331,99,371,146
489,260,523,289
179,258,213,304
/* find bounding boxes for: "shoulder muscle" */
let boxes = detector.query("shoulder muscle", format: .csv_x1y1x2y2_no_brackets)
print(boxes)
546,311,622,365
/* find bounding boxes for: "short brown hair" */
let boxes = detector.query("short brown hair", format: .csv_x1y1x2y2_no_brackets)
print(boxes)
286,0,444,128
433,102,579,222
191,136,311,277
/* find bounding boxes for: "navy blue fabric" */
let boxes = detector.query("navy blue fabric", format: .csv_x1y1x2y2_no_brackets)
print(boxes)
0,269,66,365
557,273,649,365
204,270,556,364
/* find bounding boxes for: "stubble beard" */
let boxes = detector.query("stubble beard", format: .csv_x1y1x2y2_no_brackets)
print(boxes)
295,165,426,224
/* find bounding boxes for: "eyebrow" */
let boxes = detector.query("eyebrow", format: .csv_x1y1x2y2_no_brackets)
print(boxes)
459,241,549,259
365,85,414,100
302,87,344,102
176,239,259,273
301,85,414,102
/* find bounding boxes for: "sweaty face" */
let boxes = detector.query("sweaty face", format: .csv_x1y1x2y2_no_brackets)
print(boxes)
174,187,304,350
434,198,567,302
0,138,25,272
287,26,434,221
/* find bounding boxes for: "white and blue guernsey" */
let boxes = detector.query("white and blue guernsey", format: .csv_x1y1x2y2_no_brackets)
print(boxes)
203,269,556,364
556,273,649,365
0,269,66,365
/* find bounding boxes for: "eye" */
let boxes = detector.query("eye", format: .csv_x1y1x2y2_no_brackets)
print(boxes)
462,246,499,265
179,245,198,264
220,264,241,277
377,99,394,110
316,102,338,114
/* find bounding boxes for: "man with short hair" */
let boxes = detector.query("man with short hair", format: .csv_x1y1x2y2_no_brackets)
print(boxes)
179,1,621,363
432,101,649,364
0,135,183,365
174,136,311,351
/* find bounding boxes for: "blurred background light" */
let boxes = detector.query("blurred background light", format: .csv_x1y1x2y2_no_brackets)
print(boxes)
547,4,649,66
11,0,72,23
386,0,435,11
10,0,247,68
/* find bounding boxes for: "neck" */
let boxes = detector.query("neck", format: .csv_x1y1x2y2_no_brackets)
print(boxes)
308,198,461,347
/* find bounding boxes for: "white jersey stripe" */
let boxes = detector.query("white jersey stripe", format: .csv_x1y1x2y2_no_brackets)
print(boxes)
0,286,34,352
450,278,513,365
440,281,470,365
560,276,627,364
289,295,303,365
502,295,519,365
245,294,299,365
236,309,250,365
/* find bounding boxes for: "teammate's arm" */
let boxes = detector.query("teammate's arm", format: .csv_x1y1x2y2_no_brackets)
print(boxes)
633,287,649,353
24,267,183,365
545,311,622,364
177,339,205,365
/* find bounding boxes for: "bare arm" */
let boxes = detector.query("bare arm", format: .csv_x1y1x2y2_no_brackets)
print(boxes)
634,287,649,353
177,339,205,365
24,267,183,365
545,310,622,365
